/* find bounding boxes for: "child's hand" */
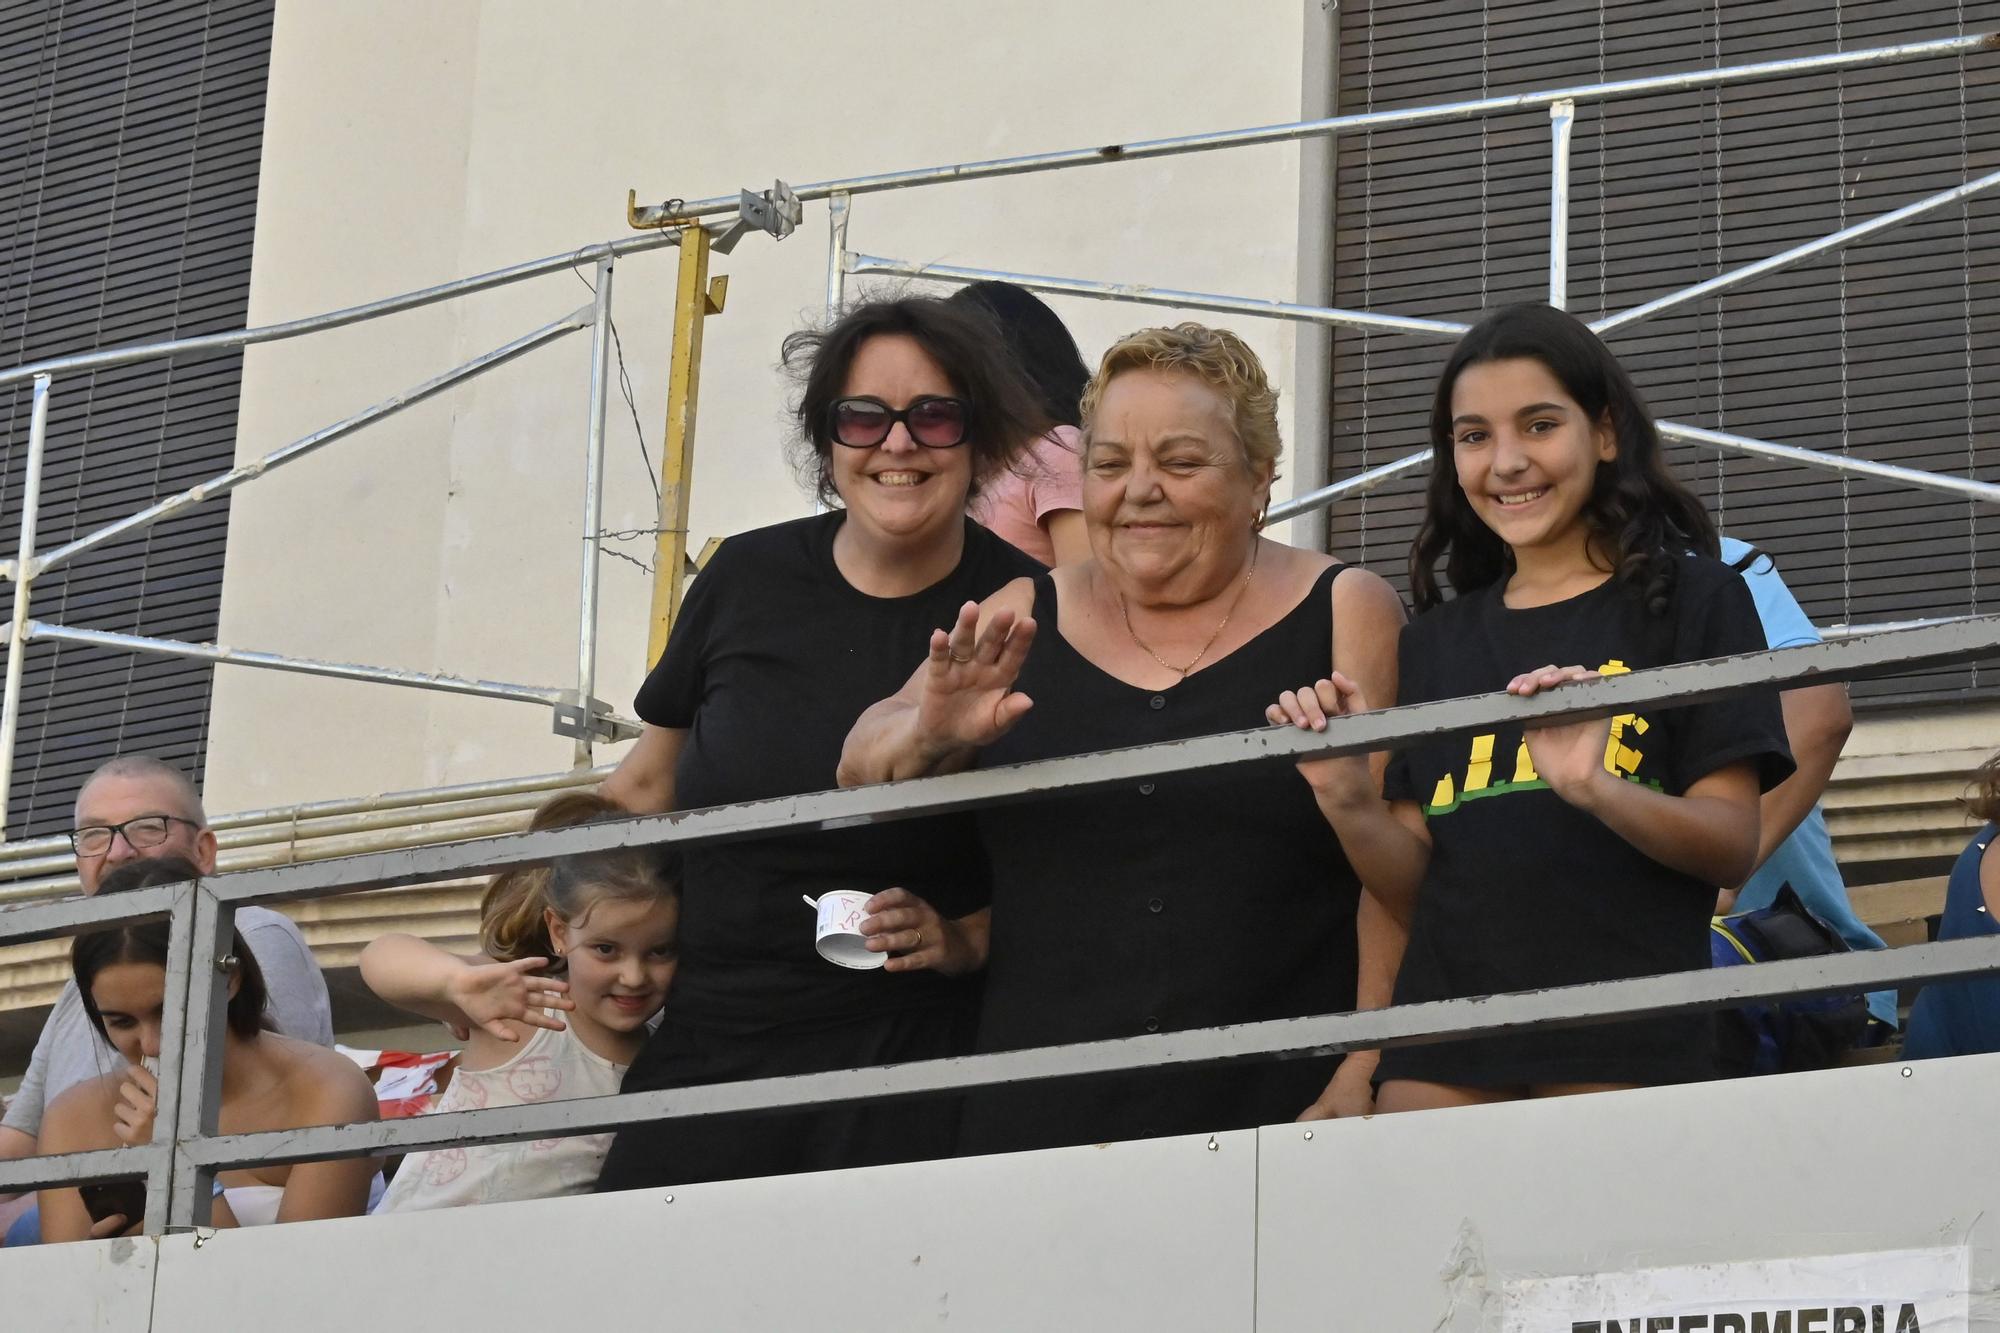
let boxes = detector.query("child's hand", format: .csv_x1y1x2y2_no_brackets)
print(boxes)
1511,665,1613,807
444,957,574,1043
112,1062,157,1147
1267,673,1378,805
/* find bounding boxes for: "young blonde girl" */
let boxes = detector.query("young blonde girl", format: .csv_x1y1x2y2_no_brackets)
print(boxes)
362,793,678,1211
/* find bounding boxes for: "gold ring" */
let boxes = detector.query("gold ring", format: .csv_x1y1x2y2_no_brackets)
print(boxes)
912,929,926,950
947,651,972,664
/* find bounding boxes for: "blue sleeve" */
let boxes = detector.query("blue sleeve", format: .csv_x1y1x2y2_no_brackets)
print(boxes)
1720,537,1820,649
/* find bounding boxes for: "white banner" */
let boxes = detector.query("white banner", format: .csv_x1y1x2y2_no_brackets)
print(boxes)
1501,1247,1969,1333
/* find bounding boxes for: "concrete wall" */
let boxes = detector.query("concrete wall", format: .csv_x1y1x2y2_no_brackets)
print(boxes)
8,1053,1996,1329
204,0,1314,813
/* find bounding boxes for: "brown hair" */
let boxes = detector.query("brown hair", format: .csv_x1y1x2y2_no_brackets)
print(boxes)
1967,752,2000,824
478,791,680,965
783,295,1051,506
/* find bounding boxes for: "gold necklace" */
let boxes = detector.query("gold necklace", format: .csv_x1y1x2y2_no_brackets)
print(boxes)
1117,541,1260,681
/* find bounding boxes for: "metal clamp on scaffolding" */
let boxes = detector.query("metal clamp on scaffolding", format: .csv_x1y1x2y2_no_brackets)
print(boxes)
551,693,641,745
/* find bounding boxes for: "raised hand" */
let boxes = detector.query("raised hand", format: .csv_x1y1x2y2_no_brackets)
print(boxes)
913,601,1037,760
1266,673,1378,806
1510,664,1613,807
443,956,574,1043
111,1062,158,1147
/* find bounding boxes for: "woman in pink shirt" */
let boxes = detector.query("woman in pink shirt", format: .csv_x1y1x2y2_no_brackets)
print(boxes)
953,281,1092,566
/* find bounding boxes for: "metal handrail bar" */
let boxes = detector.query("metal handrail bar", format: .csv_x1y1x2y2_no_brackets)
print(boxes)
1264,450,1432,525
635,33,1997,225
1654,421,2000,505
153,620,2000,913
0,232,685,390
178,932,2000,1173
860,256,2000,511
845,254,1472,339
1591,164,2000,335
24,621,571,708
1,621,1996,1211
11,916,2000,1196
0,878,185,945
0,1145,160,1195
27,310,591,580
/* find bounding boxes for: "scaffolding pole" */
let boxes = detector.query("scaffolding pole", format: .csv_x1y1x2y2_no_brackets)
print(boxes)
648,225,724,667
574,258,616,765
1548,100,1575,310
0,375,51,842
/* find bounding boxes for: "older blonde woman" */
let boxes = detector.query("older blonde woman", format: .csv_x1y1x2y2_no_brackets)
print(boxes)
840,323,1407,1156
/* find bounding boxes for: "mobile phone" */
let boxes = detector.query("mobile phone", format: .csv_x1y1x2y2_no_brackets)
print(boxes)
78,1180,145,1227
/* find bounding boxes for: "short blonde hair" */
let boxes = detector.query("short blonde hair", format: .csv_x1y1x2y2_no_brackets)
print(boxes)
1079,323,1282,478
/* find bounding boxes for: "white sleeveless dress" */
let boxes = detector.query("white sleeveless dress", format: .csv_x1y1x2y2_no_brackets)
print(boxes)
375,1020,625,1213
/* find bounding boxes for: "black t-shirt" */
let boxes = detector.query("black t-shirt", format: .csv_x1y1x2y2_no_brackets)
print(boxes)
1379,554,1794,1086
635,511,1044,1033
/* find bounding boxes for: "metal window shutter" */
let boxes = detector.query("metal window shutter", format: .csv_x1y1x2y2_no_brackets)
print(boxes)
1331,0,1999,707
0,0,274,837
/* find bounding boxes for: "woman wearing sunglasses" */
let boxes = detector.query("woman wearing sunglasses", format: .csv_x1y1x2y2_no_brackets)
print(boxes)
594,296,1047,1192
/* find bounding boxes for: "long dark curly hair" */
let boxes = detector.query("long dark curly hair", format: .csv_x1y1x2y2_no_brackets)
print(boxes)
1409,303,1717,615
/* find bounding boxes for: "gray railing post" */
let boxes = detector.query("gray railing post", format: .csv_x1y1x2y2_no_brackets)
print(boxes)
162,883,236,1230
142,879,200,1234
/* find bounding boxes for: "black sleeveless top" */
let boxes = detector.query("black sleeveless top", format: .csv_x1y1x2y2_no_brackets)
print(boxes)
963,564,1363,1155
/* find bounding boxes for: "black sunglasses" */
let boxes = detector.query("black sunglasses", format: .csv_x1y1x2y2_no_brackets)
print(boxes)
829,396,970,449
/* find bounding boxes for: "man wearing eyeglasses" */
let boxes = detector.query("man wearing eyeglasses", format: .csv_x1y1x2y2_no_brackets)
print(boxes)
0,756,334,1244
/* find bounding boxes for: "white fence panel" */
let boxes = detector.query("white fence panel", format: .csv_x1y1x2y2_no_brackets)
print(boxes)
146,1127,1258,1331
1255,1053,2000,1330
0,1231,157,1330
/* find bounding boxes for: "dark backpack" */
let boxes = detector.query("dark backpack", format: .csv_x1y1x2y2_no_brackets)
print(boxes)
1710,883,1871,1076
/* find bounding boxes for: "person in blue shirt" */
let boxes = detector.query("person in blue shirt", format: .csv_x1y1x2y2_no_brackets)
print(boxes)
1720,538,1896,1033
1902,755,2000,1058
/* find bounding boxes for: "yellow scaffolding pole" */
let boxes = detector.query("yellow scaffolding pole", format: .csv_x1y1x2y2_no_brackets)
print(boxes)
647,226,726,667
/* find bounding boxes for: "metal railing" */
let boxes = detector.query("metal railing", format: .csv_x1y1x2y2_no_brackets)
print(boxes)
3,618,1999,1234
0,221,792,842
5,31,1997,850
3,29,2000,1238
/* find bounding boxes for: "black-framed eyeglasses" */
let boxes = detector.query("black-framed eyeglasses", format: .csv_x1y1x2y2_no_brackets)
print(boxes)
829,395,970,449
70,815,203,858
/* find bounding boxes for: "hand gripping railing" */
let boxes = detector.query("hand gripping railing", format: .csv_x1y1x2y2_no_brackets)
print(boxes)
4,614,1998,1233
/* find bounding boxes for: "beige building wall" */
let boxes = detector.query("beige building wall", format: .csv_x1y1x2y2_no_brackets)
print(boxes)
204,0,1318,814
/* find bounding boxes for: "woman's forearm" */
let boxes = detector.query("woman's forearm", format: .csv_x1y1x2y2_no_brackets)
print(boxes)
837,698,972,786
1310,792,1428,926
1569,773,1759,890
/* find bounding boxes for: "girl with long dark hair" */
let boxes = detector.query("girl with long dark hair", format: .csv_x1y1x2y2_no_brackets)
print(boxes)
38,858,378,1240
1268,303,1793,1109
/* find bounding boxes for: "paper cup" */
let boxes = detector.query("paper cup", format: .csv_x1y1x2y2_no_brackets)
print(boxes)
810,889,883,970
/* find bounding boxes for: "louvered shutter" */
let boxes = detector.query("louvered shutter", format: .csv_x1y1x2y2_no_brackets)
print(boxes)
0,0,274,837
1330,0,1999,705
